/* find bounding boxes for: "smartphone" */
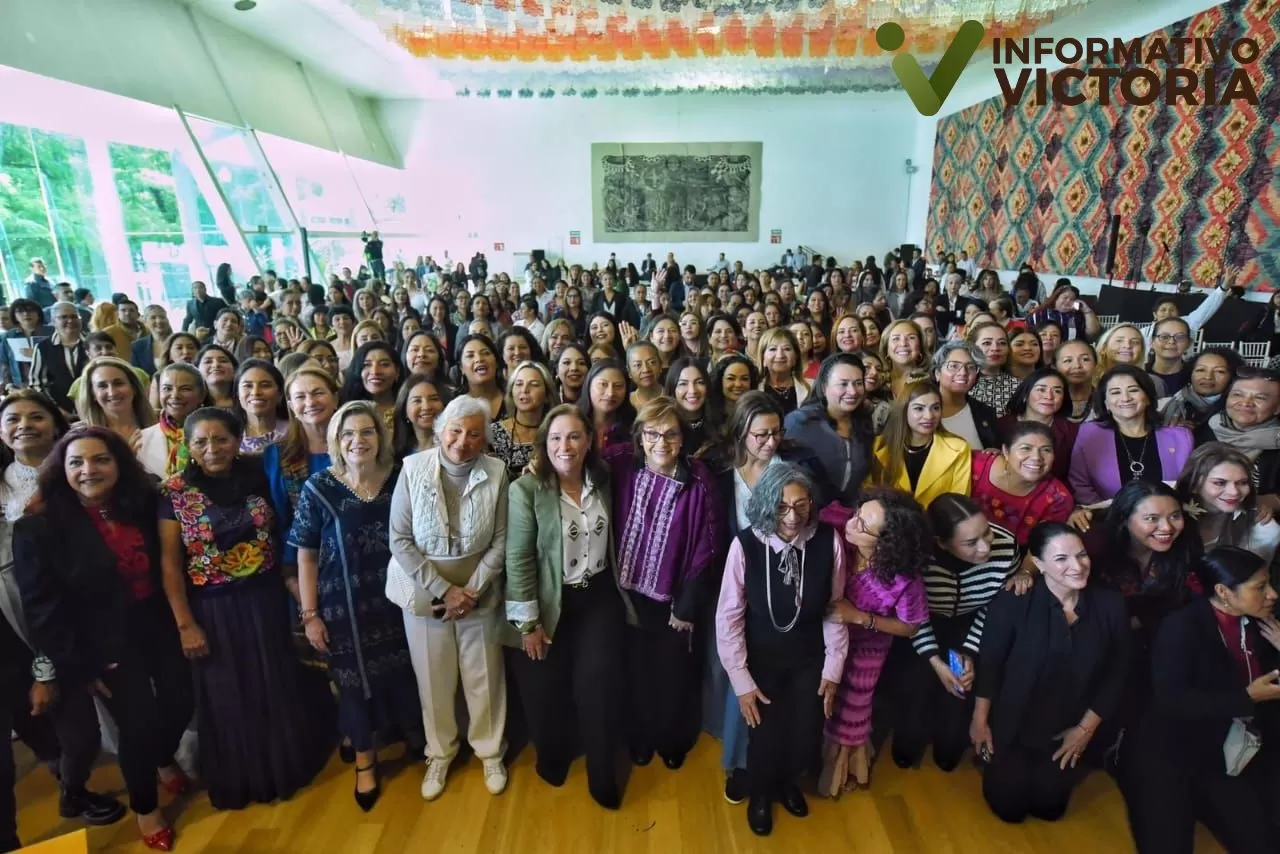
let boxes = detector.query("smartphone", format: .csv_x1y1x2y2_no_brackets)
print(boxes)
948,649,966,679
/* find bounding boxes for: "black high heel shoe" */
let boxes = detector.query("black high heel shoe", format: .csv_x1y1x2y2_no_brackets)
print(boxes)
354,763,381,812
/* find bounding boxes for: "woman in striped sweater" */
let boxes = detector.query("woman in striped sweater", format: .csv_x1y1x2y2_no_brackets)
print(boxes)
891,494,1034,771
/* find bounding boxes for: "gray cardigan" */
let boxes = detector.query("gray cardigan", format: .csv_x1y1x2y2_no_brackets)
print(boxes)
783,404,871,506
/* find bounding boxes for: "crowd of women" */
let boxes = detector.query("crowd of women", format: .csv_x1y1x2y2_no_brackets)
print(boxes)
0,250,1276,853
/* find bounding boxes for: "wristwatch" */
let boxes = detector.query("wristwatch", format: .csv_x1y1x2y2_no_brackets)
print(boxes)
30,655,56,683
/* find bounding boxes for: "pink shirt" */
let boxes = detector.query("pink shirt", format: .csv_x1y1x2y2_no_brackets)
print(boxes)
715,525,850,697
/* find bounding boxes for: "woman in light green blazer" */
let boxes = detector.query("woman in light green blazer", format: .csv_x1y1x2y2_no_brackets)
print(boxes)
505,403,630,810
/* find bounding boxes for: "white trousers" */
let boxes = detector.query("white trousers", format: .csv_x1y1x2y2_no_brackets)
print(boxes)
403,606,507,762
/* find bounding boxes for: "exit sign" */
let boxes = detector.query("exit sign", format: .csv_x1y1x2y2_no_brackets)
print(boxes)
770,229,782,244
494,242,504,251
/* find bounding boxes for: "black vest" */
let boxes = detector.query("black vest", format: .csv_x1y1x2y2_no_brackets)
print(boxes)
739,524,834,672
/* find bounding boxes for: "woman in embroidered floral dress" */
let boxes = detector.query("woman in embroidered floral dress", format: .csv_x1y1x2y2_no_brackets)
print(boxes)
158,407,330,810
291,402,422,811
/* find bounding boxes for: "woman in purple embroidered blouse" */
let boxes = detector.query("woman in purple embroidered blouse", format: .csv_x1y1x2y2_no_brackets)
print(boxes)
606,396,719,770
819,488,931,795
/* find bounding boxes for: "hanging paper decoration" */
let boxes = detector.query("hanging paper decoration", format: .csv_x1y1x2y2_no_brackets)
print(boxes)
341,0,1098,96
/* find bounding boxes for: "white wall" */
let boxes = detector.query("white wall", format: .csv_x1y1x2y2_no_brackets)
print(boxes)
382,94,918,271
0,0,397,165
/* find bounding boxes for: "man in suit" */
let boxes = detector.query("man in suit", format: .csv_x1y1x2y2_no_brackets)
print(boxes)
29,302,88,417
22,258,56,309
181,281,227,335
591,270,641,328
911,248,927,285
641,253,657,281
669,265,695,314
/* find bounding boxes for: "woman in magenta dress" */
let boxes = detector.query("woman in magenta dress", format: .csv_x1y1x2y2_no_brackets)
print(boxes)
820,487,931,794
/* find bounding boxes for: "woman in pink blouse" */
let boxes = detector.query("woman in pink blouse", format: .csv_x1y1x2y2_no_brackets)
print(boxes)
715,463,849,837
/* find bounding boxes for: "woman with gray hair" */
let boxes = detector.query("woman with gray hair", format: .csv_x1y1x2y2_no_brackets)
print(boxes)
929,339,1001,449
715,463,850,837
388,394,511,801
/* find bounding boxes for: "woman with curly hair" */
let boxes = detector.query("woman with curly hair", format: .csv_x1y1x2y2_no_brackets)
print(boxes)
819,488,931,793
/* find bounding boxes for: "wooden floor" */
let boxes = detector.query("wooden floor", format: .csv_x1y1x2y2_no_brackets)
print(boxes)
14,737,1224,853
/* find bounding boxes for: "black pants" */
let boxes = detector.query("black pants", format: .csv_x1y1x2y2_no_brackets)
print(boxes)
1125,737,1280,854
894,647,972,769
516,575,624,792
625,603,697,758
746,657,824,799
65,598,192,816
0,701,17,852
983,740,1086,824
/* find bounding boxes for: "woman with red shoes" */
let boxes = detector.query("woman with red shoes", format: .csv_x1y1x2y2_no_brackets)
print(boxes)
13,427,193,850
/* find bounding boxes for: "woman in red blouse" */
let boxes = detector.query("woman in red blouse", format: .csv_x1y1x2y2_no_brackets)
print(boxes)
13,427,192,851
970,422,1076,545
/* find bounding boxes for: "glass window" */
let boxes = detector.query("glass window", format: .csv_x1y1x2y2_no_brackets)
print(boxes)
347,156,414,232
257,132,374,232
187,117,293,233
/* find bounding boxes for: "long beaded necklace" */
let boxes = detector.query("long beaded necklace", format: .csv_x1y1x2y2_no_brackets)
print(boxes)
764,541,806,633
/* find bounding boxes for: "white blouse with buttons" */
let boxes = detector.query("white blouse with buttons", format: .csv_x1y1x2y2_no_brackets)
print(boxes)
560,477,609,586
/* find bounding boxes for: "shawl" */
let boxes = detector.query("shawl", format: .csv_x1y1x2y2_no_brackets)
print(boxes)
1160,387,1221,427
1208,412,1280,460
159,413,190,478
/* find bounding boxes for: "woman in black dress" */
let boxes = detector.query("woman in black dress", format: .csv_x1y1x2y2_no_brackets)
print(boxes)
157,408,331,811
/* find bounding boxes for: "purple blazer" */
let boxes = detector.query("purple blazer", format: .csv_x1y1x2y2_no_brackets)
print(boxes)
1067,421,1194,505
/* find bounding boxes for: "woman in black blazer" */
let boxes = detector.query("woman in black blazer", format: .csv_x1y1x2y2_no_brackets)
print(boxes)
971,521,1130,825
1123,546,1280,854
13,426,192,851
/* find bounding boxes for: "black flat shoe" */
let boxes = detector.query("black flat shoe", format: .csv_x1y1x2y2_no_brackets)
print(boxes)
58,789,126,826
660,751,686,770
354,763,381,812
747,796,773,836
723,769,748,805
629,744,654,766
339,742,356,764
780,785,808,818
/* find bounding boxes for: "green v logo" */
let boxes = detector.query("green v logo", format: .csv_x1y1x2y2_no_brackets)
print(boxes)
877,20,986,116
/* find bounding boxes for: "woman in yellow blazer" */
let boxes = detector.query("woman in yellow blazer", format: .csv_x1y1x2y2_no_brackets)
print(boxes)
868,380,972,508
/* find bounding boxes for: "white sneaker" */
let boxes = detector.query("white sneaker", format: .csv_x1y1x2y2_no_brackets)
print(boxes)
482,758,508,795
421,759,450,801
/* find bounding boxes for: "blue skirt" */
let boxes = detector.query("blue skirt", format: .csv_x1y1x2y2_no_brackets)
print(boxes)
699,623,748,772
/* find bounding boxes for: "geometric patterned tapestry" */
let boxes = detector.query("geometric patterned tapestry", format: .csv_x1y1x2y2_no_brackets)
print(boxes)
926,0,1280,291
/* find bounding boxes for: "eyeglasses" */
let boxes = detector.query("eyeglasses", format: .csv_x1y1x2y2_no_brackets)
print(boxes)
749,429,783,442
942,361,978,374
1154,333,1190,343
849,513,880,538
778,499,812,517
642,429,681,446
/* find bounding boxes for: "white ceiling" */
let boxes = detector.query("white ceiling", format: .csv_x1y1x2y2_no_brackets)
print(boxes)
181,0,429,98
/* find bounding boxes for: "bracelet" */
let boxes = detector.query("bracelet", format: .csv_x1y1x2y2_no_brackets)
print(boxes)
300,608,318,619
865,614,877,631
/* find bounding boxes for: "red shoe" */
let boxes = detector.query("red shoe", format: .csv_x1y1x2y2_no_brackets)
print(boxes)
159,771,193,796
141,826,175,851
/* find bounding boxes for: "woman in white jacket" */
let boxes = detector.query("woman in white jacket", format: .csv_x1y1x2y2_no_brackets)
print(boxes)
388,396,511,801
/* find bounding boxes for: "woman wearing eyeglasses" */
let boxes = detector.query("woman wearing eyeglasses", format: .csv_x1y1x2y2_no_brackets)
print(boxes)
1148,318,1194,396
930,341,1002,451
715,463,849,836
606,396,718,771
